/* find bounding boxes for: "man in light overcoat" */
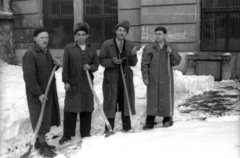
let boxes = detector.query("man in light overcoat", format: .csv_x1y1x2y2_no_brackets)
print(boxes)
141,26,182,129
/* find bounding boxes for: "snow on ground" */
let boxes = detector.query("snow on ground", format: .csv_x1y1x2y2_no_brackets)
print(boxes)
76,119,240,158
0,48,239,158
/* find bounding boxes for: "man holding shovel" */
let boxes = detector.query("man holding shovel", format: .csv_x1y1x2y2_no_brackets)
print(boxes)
99,20,138,135
141,26,182,130
22,27,62,157
59,22,99,144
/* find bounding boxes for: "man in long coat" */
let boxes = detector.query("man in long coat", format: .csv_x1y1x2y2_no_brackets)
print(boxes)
22,27,61,157
99,20,138,134
59,22,99,144
141,26,181,129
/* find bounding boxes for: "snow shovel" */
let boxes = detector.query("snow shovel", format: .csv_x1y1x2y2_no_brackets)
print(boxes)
85,70,114,137
20,65,58,158
118,54,136,132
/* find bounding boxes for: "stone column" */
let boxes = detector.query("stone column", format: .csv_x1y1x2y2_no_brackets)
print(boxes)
222,53,232,80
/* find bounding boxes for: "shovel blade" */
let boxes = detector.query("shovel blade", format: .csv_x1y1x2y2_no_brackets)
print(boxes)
20,145,33,158
104,131,114,138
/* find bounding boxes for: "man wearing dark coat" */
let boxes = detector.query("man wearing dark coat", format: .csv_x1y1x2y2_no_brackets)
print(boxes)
59,22,99,144
22,27,61,157
99,20,138,134
141,26,182,130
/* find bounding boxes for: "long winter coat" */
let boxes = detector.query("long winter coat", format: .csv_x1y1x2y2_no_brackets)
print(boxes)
22,43,60,134
62,42,99,113
99,38,138,118
141,41,181,117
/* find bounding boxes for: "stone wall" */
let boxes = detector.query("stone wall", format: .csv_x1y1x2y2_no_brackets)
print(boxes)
0,0,14,64
0,20,14,64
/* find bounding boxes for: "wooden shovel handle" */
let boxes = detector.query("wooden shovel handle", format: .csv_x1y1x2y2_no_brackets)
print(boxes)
118,54,134,129
85,70,113,132
32,65,57,144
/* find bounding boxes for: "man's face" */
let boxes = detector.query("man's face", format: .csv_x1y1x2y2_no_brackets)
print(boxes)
75,31,88,45
115,27,127,41
155,31,166,43
34,32,49,48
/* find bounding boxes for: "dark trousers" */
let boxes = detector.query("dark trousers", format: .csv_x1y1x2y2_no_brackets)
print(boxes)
145,115,171,126
63,111,92,137
105,88,131,131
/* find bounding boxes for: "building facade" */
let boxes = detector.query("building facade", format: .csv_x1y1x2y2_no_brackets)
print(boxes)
2,0,240,79
0,0,14,64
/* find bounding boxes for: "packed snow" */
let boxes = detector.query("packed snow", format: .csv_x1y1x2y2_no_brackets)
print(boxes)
0,49,239,158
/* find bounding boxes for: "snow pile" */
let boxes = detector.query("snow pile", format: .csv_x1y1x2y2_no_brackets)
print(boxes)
0,60,32,155
0,48,215,155
174,70,214,101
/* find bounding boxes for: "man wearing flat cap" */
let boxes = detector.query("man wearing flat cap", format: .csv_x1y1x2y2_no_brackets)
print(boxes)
22,27,62,157
99,20,138,135
141,26,181,130
59,22,99,144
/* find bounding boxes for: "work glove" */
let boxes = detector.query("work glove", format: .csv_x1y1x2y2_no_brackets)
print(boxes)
83,64,91,71
113,57,125,64
64,83,71,92
143,79,149,85
39,94,48,103
53,58,62,67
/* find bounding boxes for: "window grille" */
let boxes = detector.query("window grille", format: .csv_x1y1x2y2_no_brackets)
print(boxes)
201,0,240,51
43,0,74,49
84,0,118,49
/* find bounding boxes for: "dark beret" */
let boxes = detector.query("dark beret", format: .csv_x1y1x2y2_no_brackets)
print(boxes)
115,20,130,33
33,27,49,37
74,22,89,34
154,26,167,34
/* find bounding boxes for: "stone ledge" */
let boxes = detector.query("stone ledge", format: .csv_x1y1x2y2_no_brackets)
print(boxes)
0,11,13,19
186,54,231,61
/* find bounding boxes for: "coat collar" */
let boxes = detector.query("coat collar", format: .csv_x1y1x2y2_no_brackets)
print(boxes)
109,38,131,48
152,40,169,48
72,42,92,48
32,43,48,52
152,40,169,53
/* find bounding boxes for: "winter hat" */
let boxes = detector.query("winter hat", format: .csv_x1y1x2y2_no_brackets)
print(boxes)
115,20,130,33
154,26,167,34
74,22,89,34
33,27,49,37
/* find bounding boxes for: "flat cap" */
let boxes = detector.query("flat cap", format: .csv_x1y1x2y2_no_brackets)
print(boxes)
33,27,49,37
154,26,167,34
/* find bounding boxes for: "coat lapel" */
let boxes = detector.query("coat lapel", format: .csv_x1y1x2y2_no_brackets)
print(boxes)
110,38,118,58
153,41,161,53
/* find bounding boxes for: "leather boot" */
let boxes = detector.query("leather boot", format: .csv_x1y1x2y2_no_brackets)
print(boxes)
39,143,57,157
122,116,131,132
35,138,55,150
143,123,154,130
163,117,173,127
143,115,155,130
34,138,40,150
59,136,71,144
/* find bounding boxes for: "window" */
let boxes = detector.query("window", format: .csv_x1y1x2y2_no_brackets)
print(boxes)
201,0,240,51
84,0,118,49
43,0,74,49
